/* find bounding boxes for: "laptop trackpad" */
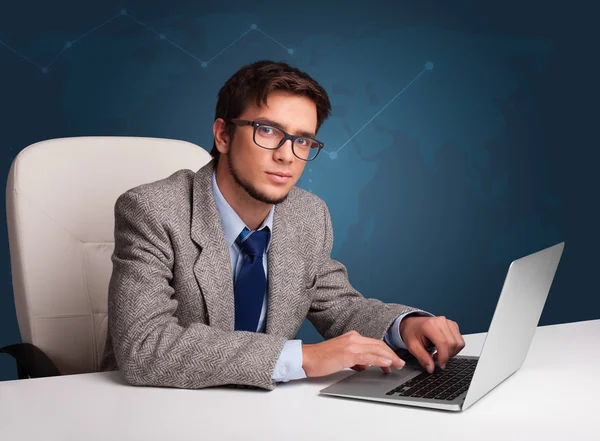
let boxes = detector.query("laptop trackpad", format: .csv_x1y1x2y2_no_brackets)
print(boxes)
321,361,426,396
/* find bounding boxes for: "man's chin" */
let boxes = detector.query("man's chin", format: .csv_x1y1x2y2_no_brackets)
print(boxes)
256,189,289,205
242,182,290,205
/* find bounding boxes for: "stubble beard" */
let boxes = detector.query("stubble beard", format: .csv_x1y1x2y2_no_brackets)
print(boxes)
226,152,289,205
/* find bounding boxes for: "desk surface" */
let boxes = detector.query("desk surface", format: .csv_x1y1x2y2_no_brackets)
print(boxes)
1,319,598,441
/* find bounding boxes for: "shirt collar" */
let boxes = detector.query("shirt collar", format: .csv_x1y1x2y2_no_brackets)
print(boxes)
211,168,274,249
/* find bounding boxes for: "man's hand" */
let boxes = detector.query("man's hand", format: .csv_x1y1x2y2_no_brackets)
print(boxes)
400,315,466,374
302,330,406,377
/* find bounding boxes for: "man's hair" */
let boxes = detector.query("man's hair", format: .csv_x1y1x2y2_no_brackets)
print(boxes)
210,60,332,160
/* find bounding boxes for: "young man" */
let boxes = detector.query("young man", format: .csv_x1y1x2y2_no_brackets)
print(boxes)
100,60,465,390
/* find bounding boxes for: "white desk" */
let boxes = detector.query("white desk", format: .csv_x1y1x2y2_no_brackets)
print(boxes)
1,319,598,441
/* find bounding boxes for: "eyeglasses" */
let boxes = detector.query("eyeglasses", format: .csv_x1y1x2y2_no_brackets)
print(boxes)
228,118,324,161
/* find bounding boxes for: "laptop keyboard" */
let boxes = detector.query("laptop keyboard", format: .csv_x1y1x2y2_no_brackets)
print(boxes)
385,357,478,401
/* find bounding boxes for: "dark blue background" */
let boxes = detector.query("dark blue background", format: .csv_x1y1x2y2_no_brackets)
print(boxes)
1,0,598,381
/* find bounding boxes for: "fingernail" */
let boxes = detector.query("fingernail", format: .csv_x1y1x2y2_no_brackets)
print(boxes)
384,359,392,365
441,363,446,369
428,364,434,373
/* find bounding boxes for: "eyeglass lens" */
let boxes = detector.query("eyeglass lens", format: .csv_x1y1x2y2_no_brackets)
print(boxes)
254,124,320,160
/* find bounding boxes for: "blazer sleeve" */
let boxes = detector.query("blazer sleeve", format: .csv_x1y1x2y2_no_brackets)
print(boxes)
306,200,430,341
107,190,287,390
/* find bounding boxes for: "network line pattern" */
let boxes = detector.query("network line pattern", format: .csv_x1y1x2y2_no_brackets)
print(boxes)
1,8,433,165
322,61,434,160
302,62,433,193
0,9,294,73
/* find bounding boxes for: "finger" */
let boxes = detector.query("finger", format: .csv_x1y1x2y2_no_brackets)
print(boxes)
433,321,465,365
381,366,392,374
354,354,395,370
363,343,406,369
436,320,458,368
352,363,393,373
370,339,408,368
449,321,466,354
424,321,452,370
409,319,449,373
351,364,368,372
362,337,406,369
407,339,436,374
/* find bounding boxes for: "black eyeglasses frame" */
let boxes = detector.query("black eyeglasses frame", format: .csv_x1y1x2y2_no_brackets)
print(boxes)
228,118,324,161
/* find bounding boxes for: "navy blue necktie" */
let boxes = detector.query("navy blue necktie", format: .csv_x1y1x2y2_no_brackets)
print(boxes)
234,227,270,332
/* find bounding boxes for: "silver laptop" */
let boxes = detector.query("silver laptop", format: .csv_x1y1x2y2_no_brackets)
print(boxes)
320,242,565,412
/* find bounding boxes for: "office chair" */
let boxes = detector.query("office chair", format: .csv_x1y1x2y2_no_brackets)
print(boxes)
0,136,211,379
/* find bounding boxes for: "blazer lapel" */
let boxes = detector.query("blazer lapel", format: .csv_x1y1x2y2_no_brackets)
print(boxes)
265,203,296,335
190,159,235,331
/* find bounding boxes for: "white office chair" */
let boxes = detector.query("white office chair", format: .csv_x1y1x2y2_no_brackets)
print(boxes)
1,136,211,378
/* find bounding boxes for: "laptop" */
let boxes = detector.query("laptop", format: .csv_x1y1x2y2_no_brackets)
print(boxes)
320,242,565,412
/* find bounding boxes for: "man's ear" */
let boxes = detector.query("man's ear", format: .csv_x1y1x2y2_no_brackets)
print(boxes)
213,118,230,154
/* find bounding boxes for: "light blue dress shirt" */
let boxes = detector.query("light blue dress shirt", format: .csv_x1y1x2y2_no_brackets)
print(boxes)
211,170,434,383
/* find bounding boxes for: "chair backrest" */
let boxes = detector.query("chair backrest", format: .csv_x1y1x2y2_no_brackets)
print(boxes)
5,136,212,375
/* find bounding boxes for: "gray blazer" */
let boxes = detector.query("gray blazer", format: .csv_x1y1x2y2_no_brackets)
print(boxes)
100,158,426,390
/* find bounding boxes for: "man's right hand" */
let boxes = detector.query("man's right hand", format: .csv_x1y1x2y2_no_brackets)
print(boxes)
301,330,406,377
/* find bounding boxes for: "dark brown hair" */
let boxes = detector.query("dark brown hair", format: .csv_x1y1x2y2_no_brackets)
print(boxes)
211,60,332,160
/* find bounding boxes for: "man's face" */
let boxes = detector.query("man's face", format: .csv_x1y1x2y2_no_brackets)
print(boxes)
223,90,318,205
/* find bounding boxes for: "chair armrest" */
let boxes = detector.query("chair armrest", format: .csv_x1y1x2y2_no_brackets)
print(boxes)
0,343,61,379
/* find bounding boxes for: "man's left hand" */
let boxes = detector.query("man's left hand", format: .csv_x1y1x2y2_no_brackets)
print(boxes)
400,315,465,374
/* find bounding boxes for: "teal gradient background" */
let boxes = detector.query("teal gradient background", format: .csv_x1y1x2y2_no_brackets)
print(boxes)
1,0,598,381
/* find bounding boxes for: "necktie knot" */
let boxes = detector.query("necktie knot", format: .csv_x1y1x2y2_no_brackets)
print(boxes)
237,227,270,258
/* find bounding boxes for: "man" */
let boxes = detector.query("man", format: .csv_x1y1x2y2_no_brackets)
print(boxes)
100,60,465,390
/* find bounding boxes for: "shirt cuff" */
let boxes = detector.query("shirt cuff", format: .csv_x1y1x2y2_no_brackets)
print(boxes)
272,339,307,383
384,310,436,351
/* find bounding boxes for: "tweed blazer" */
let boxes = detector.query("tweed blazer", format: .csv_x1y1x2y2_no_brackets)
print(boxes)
100,158,425,390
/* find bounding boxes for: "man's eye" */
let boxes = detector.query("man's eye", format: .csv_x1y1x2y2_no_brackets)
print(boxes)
259,126,281,137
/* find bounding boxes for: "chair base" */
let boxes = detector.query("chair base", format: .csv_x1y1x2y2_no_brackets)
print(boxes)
0,343,61,379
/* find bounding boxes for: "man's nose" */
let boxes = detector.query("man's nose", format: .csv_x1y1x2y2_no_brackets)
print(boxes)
274,139,295,162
